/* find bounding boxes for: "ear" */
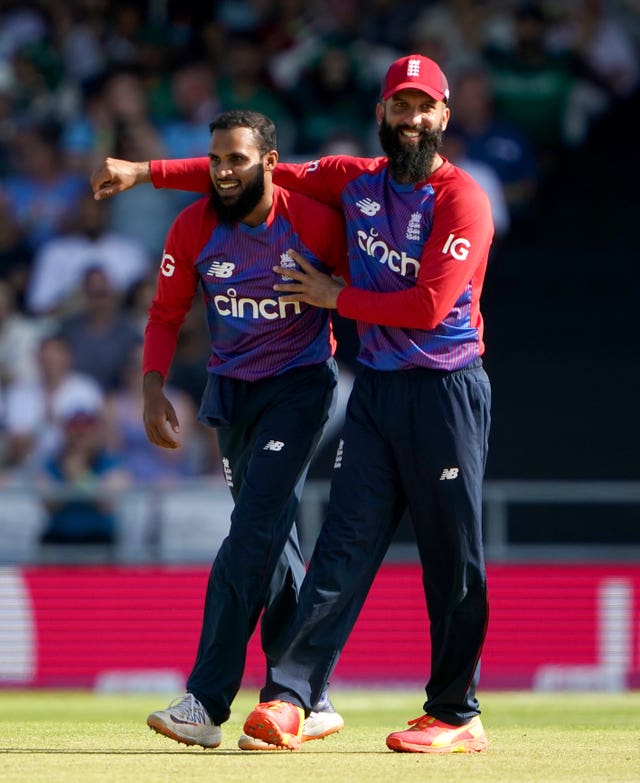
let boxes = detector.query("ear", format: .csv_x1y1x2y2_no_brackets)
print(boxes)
441,105,451,131
264,149,278,171
375,101,385,126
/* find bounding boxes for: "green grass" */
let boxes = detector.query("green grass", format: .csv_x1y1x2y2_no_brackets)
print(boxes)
1,689,639,783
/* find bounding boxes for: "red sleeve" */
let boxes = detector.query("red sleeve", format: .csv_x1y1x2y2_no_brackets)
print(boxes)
143,199,211,377
278,188,349,281
274,156,383,210
337,176,494,329
150,158,211,193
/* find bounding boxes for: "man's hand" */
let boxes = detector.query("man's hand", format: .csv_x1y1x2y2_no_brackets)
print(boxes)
273,249,345,309
142,371,181,449
90,157,152,200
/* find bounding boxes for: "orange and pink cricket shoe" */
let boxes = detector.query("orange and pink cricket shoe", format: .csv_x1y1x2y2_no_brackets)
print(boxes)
243,699,488,753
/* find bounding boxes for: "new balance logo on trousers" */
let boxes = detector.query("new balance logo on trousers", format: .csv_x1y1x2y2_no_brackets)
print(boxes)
263,440,285,451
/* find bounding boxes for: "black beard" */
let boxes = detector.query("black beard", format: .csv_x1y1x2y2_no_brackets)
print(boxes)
378,117,442,183
209,165,266,223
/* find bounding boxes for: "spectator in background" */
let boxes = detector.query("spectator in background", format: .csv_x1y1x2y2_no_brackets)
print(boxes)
0,71,18,176
104,84,184,259
355,0,430,52
440,126,510,243
103,342,210,484
218,35,296,156
57,266,141,393
0,3,48,64
482,2,598,175
100,0,150,68
62,66,166,175
7,36,67,128
448,67,539,225
0,279,44,390
0,121,86,252
286,41,376,156
547,0,639,146
159,60,219,160
126,271,158,336
51,0,108,87
155,59,219,213
2,331,103,480
26,191,151,317
164,298,211,411
0,190,32,312
551,0,639,100
409,0,487,83
37,394,131,545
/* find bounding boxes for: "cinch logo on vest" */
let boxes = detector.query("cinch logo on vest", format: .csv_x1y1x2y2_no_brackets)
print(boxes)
213,288,302,320
357,228,420,278
441,233,471,261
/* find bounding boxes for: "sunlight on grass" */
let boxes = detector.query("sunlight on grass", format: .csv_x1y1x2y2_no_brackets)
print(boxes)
1,690,639,783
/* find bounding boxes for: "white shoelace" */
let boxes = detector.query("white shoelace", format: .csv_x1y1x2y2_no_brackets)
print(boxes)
168,693,209,724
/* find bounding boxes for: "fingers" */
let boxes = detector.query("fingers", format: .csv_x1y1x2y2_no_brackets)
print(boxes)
273,265,305,282
144,409,181,449
286,248,314,270
93,185,117,201
90,165,118,200
273,281,304,292
145,423,181,449
273,248,318,281
89,157,135,199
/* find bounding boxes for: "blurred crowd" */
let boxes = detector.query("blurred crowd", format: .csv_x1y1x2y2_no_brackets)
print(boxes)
0,0,638,544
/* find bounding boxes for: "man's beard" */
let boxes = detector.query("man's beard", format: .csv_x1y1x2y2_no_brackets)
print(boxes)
209,165,266,223
378,117,442,183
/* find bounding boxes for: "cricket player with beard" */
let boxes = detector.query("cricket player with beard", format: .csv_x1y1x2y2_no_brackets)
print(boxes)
130,109,347,751
93,54,494,754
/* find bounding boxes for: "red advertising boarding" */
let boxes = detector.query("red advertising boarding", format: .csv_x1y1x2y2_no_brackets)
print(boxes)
1,564,638,690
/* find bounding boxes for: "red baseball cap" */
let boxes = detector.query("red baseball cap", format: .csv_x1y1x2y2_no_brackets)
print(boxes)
381,54,450,103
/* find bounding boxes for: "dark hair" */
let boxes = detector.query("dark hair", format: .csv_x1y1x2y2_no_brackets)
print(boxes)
208,110,276,155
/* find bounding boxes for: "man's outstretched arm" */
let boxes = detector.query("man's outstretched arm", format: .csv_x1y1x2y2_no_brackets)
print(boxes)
91,157,211,200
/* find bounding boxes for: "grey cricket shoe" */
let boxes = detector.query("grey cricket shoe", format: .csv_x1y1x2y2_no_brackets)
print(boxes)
238,696,344,750
147,693,222,748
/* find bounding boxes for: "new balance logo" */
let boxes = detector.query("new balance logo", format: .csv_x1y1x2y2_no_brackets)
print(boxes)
207,260,235,278
334,439,344,469
439,468,459,480
263,440,285,452
356,198,381,216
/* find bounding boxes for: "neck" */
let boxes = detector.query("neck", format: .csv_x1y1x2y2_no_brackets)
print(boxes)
242,183,274,227
242,201,272,226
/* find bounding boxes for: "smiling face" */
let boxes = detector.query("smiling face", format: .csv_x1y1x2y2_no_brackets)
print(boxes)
376,88,450,183
208,126,278,225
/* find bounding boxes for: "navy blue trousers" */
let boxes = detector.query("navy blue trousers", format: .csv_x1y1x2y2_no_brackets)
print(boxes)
263,360,491,725
186,359,337,724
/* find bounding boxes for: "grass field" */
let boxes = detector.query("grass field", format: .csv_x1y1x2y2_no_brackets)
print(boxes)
1,689,639,783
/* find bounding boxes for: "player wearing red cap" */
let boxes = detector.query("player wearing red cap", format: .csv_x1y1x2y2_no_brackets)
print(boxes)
92,54,493,754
